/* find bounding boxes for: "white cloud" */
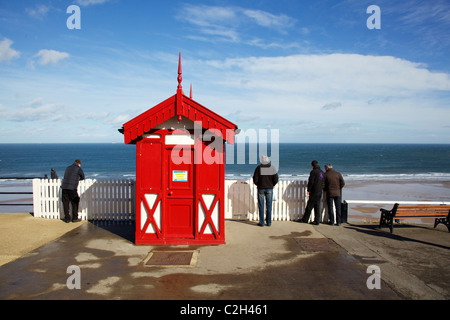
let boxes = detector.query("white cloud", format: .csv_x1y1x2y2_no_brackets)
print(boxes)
1,49,448,143
26,5,50,19
322,102,342,110
242,9,295,31
208,54,450,98
104,114,132,126
35,49,70,66
179,5,239,42
0,98,67,122
178,5,297,43
182,5,237,27
188,53,450,142
0,38,20,63
76,0,111,6
396,1,450,27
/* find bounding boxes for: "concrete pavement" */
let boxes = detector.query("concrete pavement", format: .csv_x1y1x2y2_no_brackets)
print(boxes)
315,222,450,300
0,213,449,300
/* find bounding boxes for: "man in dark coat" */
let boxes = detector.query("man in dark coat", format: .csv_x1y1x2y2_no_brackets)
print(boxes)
301,160,324,225
324,163,345,225
61,160,85,223
253,155,278,226
51,168,58,179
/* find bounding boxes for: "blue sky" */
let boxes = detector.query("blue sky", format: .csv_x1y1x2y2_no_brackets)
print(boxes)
0,0,449,143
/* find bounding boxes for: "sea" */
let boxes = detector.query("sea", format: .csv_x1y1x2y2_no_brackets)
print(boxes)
1,143,450,182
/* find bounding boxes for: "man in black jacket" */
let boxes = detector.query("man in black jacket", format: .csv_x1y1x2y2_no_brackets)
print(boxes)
253,155,278,226
301,160,324,225
61,159,85,223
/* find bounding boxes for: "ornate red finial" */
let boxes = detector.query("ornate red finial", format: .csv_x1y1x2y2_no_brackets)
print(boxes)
190,83,192,98
177,52,182,89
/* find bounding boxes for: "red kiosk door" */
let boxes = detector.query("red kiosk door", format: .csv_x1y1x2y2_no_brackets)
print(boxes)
165,146,194,238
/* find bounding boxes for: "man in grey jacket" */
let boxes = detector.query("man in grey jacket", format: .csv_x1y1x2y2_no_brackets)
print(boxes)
61,159,85,223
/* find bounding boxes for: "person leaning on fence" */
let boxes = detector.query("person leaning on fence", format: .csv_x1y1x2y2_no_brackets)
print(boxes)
300,160,324,225
61,160,85,223
253,155,279,227
51,168,58,179
324,163,345,225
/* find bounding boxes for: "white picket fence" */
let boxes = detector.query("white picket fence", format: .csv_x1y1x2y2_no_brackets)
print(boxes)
32,178,312,222
33,179,135,221
225,179,308,221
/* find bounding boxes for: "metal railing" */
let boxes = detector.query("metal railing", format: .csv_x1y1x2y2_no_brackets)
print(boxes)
0,192,33,206
0,177,38,207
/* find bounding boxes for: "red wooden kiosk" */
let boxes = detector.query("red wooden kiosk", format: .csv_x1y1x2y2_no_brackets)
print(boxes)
121,54,238,245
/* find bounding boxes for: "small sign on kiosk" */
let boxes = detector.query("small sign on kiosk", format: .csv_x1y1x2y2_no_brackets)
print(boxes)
173,170,188,182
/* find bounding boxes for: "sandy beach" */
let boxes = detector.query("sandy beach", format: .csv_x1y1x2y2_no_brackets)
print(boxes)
0,213,84,266
344,180,450,223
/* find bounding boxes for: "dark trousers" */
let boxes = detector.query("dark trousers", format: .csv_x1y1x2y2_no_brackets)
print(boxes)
257,188,273,226
302,192,322,223
327,196,342,224
62,189,80,221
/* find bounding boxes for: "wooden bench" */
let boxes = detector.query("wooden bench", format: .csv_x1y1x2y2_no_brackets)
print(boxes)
379,204,450,233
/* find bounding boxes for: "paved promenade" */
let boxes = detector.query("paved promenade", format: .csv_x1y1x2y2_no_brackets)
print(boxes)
0,213,449,302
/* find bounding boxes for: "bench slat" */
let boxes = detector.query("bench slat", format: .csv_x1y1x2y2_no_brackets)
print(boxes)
396,206,450,217
394,214,448,219
397,206,450,209
396,211,448,215
397,208,450,211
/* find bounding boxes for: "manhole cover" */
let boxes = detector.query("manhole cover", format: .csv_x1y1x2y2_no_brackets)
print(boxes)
143,250,198,267
293,238,344,252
